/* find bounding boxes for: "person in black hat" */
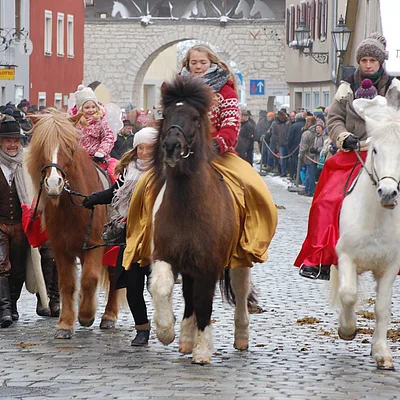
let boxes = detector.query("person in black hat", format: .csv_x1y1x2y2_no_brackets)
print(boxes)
0,119,30,328
110,119,136,160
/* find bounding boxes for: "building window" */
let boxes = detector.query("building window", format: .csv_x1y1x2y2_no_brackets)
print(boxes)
57,13,64,56
323,91,330,107
44,10,52,55
38,92,46,107
304,92,311,110
15,85,24,104
67,15,74,58
15,0,21,39
54,93,62,109
313,91,320,110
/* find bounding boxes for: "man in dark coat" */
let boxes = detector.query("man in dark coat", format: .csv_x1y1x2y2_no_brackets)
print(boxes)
110,120,135,159
287,112,306,179
236,110,255,165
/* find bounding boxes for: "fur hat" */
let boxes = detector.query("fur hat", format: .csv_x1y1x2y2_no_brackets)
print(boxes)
315,120,325,129
356,32,389,65
75,84,99,111
355,79,378,99
133,127,158,150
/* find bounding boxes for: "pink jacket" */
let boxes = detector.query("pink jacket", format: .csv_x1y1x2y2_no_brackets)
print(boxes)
77,119,115,158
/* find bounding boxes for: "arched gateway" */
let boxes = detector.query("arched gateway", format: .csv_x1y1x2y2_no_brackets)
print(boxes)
84,19,285,111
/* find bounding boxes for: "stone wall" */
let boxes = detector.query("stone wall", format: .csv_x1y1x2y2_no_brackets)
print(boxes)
84,19,285,113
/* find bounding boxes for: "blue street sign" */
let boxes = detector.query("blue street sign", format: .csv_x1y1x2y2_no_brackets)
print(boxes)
235,73,243,86
250,79,265,95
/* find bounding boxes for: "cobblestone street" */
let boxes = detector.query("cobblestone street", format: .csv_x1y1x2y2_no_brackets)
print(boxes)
1,173,400,399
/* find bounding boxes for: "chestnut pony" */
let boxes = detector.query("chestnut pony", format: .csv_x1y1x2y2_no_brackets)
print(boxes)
26,111,119,339
150,75,252,364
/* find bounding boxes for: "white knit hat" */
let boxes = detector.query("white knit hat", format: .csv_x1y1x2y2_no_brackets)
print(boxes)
133,127,158,150
75,84,99,111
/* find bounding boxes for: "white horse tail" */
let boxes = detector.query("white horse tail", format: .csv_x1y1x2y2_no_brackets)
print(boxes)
329,265,340,308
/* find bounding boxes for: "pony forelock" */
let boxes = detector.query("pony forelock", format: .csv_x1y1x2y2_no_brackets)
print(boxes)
26,111,78,191
161,75,213,115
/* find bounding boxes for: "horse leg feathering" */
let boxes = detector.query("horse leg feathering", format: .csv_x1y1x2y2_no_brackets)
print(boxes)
150,260,176,345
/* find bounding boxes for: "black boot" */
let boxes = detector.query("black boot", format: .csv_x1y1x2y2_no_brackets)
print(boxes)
49,294,60,317
131,330,150,346
299,265,331,281
36,293,51,317
8,278,24,321
0,277,13,328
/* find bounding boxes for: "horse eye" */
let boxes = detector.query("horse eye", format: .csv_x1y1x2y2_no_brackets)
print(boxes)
193,116,199,122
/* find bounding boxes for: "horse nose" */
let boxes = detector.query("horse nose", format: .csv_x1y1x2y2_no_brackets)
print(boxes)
377,185,398,203
162,138,181,155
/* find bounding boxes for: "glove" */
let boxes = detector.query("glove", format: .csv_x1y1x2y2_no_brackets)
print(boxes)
82,193,100,209
211,139,221,155
342,135,360,151
93,152,106,163
309,147,318,154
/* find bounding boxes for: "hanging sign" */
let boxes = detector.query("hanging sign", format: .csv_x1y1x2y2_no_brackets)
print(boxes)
0,69,15,80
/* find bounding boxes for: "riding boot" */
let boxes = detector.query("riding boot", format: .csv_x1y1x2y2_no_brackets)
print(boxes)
8,278,24,321
131,323,150,346
39,245,60,317
36,293,51,317
0,277,13,328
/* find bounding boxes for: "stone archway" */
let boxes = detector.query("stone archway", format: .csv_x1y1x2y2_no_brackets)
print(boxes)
84,20,285,112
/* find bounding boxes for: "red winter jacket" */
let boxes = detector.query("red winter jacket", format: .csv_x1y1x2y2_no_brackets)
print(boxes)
209,81,240,154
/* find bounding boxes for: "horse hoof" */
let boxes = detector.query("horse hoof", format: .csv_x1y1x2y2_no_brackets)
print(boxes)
100,319,116,330
376,358,395,370
191,358,210,365
156,327,175,345
54,329,73,339
234,339,249,351
179,342,194,354
338,327,357,341
78,317,95,327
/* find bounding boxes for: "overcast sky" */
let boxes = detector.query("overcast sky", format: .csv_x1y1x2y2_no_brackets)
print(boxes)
380,0,400,75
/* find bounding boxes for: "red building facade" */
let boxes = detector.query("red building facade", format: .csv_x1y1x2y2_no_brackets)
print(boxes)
29,0,84,109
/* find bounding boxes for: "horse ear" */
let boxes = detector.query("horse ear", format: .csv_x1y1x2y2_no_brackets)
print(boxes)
27,115,42,125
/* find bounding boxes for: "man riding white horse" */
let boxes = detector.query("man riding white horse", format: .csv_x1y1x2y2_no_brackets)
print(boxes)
295,32,400,280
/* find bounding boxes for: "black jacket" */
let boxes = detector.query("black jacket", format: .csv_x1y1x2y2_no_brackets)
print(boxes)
287,118,306,154
110,132,135,160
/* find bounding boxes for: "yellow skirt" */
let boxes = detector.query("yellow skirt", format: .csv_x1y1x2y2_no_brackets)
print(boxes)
122,152,278,270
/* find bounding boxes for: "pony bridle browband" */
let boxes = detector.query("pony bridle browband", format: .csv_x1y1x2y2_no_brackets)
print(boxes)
355,148,400,191
166,123,200,159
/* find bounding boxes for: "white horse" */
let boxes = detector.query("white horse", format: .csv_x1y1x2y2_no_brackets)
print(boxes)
250,0,274,19
111,1,131,18
332,95,400,370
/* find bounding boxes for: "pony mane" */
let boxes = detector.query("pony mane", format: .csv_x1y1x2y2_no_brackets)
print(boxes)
367,106,400,140
161,74,213,116
26,111,78,191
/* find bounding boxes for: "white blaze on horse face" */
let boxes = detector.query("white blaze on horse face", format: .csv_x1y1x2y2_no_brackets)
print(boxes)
45,145,64,197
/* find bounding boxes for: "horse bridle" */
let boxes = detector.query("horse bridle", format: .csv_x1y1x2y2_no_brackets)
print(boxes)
166,123,200,159
354,147,400,191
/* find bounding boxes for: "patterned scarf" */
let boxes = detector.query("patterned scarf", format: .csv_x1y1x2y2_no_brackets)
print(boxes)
353,67,389,96
0,148,30,205
181,64,229,93
111,159,149,219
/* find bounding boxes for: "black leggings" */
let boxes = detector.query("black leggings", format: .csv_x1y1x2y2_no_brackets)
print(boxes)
125,263,151,326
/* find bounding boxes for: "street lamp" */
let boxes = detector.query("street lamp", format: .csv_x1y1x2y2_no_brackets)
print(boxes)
331,15,352,83
293,20,329,64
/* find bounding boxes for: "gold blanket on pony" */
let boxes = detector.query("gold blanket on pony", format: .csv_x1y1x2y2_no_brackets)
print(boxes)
123,152,277,270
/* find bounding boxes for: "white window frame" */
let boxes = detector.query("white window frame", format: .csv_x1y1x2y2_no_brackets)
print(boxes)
322,87,330,107
54,92,62,109
67,14,74,58
38,92,46,107
57,13,64,56
44,10,52,55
